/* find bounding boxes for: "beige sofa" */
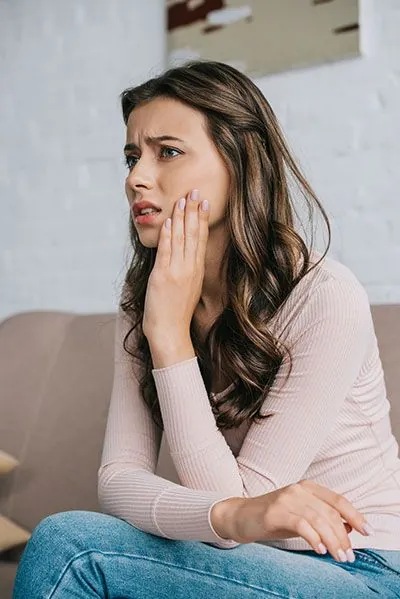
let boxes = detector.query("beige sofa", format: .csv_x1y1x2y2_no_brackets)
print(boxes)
0,306,399,598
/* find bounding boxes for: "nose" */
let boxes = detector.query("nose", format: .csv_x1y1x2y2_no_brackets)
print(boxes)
126,158,154,193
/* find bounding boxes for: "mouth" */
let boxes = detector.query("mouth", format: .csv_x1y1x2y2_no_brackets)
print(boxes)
133,208,163,226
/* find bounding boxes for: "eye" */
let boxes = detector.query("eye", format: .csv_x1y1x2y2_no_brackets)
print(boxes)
124,155,138,170
160,146,181,159
124,146,181,170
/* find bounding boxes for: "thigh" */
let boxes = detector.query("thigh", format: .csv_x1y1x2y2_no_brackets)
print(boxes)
294,548,400,598
351,549,400,597
13,511,395,599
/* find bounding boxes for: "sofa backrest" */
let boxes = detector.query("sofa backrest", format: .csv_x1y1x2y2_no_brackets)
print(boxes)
370,305,400,441
0,312,116,530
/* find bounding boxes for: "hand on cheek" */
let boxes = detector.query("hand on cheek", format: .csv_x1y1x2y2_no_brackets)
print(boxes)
142,189,210,343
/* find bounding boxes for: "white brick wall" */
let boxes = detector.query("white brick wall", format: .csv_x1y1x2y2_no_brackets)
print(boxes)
259,0,400,303
0,0,399,320
0,0,165,319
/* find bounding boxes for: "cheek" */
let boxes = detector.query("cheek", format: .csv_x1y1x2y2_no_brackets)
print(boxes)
196,157,228,189
210,196,228,222
161,169,190,198
176,155,229,213
204,169,229,214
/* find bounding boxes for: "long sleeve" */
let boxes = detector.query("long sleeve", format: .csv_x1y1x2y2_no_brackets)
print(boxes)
97,305,241,549
99,268,374,550
151,273,372,498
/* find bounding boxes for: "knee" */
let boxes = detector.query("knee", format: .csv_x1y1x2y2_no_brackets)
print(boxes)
32,510,94,535
31,510,145,549
14,512,114,597
22,510,152,567
27,510,111,550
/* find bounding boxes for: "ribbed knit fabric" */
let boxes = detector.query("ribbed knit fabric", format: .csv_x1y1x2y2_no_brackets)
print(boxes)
98,251,400,551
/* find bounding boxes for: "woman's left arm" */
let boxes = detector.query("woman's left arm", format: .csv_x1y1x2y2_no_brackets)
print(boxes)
150,274,373,499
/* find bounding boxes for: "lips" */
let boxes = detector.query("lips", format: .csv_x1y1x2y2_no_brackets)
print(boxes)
133,201,162,217
134,210,163,226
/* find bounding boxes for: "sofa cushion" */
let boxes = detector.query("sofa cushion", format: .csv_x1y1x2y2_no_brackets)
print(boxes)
0,451,19,475
0,516,31,553
0,452,30,553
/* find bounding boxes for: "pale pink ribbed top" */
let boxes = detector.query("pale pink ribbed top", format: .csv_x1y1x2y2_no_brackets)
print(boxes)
98,251,400,551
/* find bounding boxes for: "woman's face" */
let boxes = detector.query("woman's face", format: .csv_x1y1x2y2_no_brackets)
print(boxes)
124,96,230,247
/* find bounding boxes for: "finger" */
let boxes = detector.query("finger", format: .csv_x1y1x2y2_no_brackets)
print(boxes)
300,480,371,537
170,196,186,267
322,506,355,557
153,216,172,270
305,497,355,555
302,505,354,563
291,515,328,556
184,189,200,263
196,198,210,270
328,492,371,538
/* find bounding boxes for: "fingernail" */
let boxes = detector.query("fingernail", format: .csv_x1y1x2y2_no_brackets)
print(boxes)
201,199,209,211
179,197,186,210
190,189,199,201
337,549,348,562
346,548,356,562
361,522,375,536
318,543,327,554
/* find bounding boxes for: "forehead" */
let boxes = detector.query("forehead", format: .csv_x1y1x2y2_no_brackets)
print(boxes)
126,97,207,139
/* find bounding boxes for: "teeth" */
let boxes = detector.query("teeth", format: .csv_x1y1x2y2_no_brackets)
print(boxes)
140,207,158,215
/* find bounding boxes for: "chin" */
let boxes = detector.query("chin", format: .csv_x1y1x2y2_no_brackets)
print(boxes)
140,240,158,248
137,231,159,248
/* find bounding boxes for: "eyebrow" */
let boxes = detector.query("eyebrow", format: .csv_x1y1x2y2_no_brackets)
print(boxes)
124,135,185,152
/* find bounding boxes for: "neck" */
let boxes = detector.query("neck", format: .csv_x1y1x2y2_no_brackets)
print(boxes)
198,223,230,314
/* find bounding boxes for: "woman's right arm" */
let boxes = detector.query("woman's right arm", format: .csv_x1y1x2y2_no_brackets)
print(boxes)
97,306,242,549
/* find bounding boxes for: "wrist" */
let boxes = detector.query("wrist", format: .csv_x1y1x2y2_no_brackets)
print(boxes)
149,334,195,369
210,497,245,542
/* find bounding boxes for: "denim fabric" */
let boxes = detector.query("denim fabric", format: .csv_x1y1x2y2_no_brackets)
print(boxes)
12,510,400,598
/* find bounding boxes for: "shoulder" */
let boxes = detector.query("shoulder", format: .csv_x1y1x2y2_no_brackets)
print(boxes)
273,251,373,340
304,251,370,308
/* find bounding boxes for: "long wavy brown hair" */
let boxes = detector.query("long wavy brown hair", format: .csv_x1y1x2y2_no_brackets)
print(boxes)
119,60,330,432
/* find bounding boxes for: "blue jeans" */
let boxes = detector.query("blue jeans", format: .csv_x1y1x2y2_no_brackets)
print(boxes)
12,510,400,598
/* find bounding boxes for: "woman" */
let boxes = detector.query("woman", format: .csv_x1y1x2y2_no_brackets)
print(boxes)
13,61,400,598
